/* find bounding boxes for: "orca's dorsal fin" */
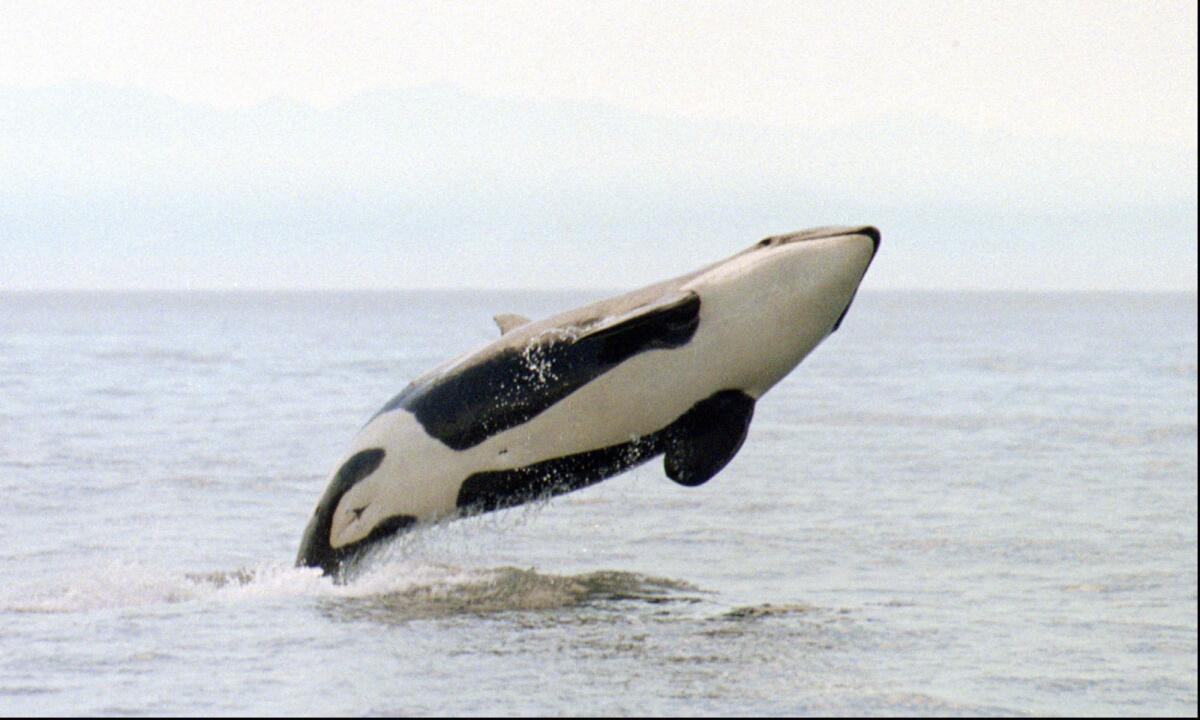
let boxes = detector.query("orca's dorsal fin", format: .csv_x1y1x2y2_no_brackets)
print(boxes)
663,390,756,487
493,313,531,335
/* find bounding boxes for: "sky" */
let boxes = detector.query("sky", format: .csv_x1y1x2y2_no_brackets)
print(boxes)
0,0,1196,291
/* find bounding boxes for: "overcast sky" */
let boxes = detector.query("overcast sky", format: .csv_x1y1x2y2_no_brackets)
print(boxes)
0,1,1196,291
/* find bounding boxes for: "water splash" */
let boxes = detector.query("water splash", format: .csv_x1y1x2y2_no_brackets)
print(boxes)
1,556,697,618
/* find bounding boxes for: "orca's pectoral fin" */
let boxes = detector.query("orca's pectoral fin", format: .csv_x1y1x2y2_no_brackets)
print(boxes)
663,390,756,487
493,313,531,335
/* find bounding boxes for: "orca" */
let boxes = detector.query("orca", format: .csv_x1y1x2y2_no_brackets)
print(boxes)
297,226,880,575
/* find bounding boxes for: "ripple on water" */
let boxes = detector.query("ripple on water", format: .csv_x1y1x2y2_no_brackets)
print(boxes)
323,566,701,623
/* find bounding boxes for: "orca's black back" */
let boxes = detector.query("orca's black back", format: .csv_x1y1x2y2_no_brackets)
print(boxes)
377,292,701,450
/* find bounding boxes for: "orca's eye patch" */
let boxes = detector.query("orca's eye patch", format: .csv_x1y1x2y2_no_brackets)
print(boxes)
326,448,386,504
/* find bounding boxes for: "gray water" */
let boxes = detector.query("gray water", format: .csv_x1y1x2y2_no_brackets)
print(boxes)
0,290,1195,716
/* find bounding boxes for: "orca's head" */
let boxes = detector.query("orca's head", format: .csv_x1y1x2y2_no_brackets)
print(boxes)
752,225,880,333
682,225,880,395
707,225,880,329
752,226,879,275
296,446,418,577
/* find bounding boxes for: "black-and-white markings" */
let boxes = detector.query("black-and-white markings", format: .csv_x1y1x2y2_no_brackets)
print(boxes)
297,226,880,576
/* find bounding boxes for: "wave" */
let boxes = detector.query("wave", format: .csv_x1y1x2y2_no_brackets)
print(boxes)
1,558,699,619
719,602,820,620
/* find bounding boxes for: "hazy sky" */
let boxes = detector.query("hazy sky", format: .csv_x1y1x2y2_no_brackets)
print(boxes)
1,1,1196,290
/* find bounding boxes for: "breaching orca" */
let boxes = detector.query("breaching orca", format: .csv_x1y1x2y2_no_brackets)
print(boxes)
298,226,880,575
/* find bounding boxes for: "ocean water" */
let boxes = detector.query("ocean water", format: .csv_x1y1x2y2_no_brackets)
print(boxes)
0,290,1195,716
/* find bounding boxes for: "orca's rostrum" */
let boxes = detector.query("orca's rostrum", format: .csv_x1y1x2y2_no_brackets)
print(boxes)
298,226,880,575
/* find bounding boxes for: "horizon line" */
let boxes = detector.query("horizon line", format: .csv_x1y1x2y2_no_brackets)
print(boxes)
1,286,1196,296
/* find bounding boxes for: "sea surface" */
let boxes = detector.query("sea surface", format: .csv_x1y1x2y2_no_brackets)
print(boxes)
0,290,1195,716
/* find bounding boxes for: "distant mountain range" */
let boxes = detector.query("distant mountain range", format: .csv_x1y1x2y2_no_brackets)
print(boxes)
0,82,1195,290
